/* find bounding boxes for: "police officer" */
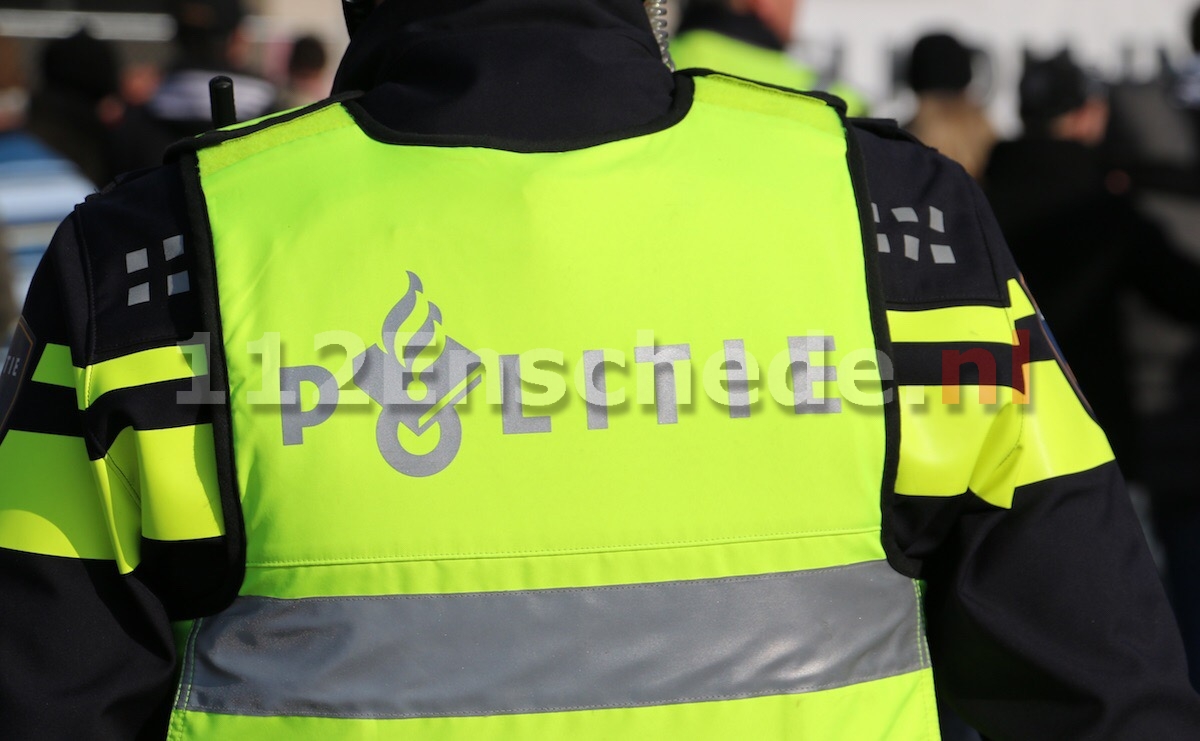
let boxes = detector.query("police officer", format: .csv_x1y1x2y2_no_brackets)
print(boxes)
0,0,1197,738
671,0,868,114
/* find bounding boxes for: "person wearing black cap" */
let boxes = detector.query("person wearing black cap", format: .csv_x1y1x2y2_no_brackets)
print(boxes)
1,2,1199,739
112,0,277,174
25,29,123,187
903,32,995,180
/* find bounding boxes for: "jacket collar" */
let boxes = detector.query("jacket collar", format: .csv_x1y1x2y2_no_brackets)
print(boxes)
331,0,677,143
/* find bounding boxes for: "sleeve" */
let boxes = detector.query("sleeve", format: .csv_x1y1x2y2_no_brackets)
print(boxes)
0,216,178,740
890,179,1200,739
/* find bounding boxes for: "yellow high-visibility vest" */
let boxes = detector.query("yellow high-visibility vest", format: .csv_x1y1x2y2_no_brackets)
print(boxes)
166,72,938,740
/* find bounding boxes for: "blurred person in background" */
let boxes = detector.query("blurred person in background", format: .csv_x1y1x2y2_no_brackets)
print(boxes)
1102,0,1200,692
26,29,124,189
280,34,330,109
113,0,277,173
0,36,96,348
121,63,165,110
671,0,867,114
903,32,995,180
1174,5,1200,126
0,37,23,344
984,50,1200,497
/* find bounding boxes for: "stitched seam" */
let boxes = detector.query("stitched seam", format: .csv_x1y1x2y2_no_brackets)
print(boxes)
243,526,881,568
204,112,353,174
181,617,204,712
236,562,885,602
185,664,925,718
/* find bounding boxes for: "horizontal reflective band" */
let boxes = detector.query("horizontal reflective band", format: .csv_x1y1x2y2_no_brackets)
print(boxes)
31,343,76,388
181,561,925,720
80,343,207,409
887,305,1012,346
0,430,116,560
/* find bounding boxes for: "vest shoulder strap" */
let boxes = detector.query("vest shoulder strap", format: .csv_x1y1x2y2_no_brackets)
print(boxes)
687,69,849,122
165,91,363,164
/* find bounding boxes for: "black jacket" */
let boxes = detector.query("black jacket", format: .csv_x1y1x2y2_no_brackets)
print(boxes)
1,1,1197,738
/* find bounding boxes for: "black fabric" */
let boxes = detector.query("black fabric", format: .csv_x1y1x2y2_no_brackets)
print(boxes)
843,122,914,578
332,0,674,144
84,379,213,457
855,121,1009,309
892,342,1017,388
2,381,81,439
0,549,176,741
179,151,247,619
924,463,1200,739
984,138,1200,478
74,161,204,363
136,538,235,621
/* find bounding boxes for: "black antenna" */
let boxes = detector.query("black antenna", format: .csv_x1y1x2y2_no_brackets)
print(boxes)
209,76,237,129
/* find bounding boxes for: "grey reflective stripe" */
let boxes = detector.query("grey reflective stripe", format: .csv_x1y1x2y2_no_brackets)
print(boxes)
179,561,927,720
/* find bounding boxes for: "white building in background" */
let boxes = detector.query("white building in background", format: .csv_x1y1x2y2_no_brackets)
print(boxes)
801,0,1200,133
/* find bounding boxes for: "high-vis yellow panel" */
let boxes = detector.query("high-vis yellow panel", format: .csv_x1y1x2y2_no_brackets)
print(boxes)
184,73,937,740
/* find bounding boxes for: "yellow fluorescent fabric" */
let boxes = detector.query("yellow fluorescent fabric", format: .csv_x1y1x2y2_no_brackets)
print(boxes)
887,306,1012,345
894,385,1021,501
80,343,207,409
138,424,224,542
672,31,817,91
89,424,226,572
1015,360,1113,489
1007,278,1036,320
200,76,887,576
91,428,143,573
189,74,936,739
239,530,888,598
168,670,939,741
671,31,869,116
31,343,76,388
0,431,116,559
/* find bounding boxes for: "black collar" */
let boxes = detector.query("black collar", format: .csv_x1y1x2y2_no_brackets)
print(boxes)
331,0,677,143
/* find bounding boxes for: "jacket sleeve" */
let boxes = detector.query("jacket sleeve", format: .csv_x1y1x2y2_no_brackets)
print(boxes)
0,162,238,740
0,216,178,740
856,122,1200,739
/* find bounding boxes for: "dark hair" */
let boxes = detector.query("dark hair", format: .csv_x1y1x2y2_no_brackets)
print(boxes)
40,29,120,103
1192,4,1200,53
288,35,328,78
907,33,974,94
171,0,245,66
1019,49,1103,134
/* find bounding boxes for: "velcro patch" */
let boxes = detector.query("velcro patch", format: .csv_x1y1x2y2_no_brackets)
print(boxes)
0,318,36,443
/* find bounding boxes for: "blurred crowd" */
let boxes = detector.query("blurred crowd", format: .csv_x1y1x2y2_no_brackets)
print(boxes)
3,0,1200,725
0,0,330,335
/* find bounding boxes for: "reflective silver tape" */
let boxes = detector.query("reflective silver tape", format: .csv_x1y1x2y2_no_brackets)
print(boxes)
180,560,926,719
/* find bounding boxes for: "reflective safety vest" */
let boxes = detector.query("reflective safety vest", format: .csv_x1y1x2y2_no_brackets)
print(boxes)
168,72,939,739
671,30,869,116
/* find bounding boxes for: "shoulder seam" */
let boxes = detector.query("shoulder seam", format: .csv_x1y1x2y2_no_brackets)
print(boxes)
164,92,362,162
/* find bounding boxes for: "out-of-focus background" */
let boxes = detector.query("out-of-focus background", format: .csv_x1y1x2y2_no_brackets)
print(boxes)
4,0,1196,133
